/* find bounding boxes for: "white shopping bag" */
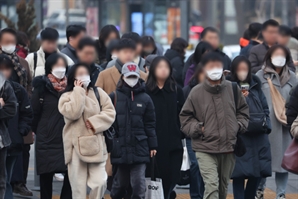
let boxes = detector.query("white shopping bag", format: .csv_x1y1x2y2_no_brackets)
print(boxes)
178,139,191,185
145,156,165,199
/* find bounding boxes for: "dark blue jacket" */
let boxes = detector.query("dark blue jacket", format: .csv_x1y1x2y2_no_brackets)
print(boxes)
230,75,272,178
240,40,260,58
110,82,157,164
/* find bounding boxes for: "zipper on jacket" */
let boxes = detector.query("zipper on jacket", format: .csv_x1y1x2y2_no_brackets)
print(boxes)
212,97,220,151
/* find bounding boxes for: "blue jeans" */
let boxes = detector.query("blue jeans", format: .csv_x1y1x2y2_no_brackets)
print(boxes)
258,172,288,198
186,139,204,199
233,177,261,199
4,155,18,199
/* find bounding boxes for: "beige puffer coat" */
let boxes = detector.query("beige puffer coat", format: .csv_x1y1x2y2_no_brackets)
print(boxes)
58,86,116,164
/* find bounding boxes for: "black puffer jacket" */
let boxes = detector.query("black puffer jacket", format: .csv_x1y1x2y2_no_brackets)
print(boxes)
164,49,184,87
31,76,66,175
7,81,33,156
110,82,157,164
90,63,103,87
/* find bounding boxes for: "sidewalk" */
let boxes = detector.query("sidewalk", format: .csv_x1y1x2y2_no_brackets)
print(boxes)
14,146,298,199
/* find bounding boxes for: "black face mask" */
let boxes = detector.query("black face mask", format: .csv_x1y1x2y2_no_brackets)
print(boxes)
142,50,153,57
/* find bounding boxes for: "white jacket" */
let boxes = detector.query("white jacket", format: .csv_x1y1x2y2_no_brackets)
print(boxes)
26,47,74,77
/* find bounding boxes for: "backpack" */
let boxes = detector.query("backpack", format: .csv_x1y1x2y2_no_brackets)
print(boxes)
93,87,116,153
33,52,37,76
231,82,246,157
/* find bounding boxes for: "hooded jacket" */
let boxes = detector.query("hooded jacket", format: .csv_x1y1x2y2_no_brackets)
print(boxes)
59,86,116,164
180,77,249,153
109,82,157,164
0,74,17,148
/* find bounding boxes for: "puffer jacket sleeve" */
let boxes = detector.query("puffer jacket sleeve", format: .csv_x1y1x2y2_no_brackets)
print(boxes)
236,86,250,133
249,47,262,74
143,97,157,149
87,88,115,134
180,93,203,138
258,84,272,134
0,82,17,120
58,86,86,120
18,86,33,136
286,85,298,126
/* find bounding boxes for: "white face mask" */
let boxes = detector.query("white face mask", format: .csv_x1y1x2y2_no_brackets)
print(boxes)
271,56,286,67
124,77,139,87
1,44,16,54
52,67,66,79
206,68,223,81
111,54,117,60
77,75,91,89
237,71,248,82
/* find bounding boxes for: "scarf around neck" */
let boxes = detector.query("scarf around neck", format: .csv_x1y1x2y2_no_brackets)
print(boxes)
264,65,290,87
47,74,67,92
0,49,28,88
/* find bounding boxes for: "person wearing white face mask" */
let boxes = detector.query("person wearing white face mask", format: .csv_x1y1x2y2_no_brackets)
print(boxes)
59,63,115,199
31,53,72,199
180,52,249,199
109,62,157,199
0,28,32,96
226,56,272,199
256,45,297,199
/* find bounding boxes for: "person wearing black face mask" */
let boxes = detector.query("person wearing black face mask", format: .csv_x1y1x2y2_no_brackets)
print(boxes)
109,62,157,199
26,27,74,77
141,36,157,59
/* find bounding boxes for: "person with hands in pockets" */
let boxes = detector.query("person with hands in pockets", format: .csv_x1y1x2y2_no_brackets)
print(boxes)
109,62,157,199
58,63,116,199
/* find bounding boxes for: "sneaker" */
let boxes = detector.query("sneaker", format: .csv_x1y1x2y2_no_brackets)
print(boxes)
13,183,33,196
54,173,64,181
256,189,264,199
277,194,286,199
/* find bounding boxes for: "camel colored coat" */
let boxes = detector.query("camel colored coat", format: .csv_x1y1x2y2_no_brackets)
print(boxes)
95,66,148,94
58,86,116,164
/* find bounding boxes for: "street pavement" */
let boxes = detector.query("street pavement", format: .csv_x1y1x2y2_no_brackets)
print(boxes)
14,145,298,199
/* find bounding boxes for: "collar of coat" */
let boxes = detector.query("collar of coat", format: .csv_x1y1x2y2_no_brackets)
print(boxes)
203,76,227,94
150,80,176,95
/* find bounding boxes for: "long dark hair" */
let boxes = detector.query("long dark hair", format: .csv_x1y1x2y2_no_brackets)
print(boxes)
64,63,91,93
230,55,252,83
170,37,188,58
188,63,204,86
192,41,213,65
146,56,176,91
264,44,291,70
97,25,120,57
45,53,68,75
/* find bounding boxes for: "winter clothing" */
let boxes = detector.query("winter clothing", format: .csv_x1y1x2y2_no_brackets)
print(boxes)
184,64,197,86
164,49,184,87
240,40,260,58
0,75,18,148
287,37,298,61
26,47,74,77
145,55,158,69
111,164,146,199
182,54,194,83
290,116,298,138
110,83,157,164
214,49,232,71
180,77,250,154
61,43,79,63
106,57,146,72
16,45,29,59
249,43,296,74
256,67,296,172
96,60,148,95
7,81,33,157
59,86,115,199
90,63,103,87
286,84,298,126
230,75,272,179
59,86,115,164
47,74,67,92
145,82,184,199
196,152,235,199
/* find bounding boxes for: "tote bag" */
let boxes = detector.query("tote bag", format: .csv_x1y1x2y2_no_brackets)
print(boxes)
177,139,191,185
145,157,164,199
281,138,298,174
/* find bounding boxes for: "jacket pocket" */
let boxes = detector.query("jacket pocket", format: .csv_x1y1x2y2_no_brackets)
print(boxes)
78,135,100,156
111,138,122,158
135,135,149,157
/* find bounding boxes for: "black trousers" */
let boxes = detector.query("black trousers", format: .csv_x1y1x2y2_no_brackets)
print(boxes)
11,144,30,184
39,172,72,199
110,164,146,199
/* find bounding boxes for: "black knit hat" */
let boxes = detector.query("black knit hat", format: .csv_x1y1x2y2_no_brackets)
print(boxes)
40,27,59,41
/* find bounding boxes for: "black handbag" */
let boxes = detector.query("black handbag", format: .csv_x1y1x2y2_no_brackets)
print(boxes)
93,87,116,153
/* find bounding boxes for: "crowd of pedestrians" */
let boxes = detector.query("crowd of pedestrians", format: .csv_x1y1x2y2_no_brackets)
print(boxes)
0,18,297,199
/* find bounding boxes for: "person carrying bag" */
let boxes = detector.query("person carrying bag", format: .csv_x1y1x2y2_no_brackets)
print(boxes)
145,157,164,199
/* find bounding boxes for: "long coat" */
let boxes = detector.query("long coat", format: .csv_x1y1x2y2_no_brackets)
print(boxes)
31,76,66,175
231,75,272,178
256,69,297,172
